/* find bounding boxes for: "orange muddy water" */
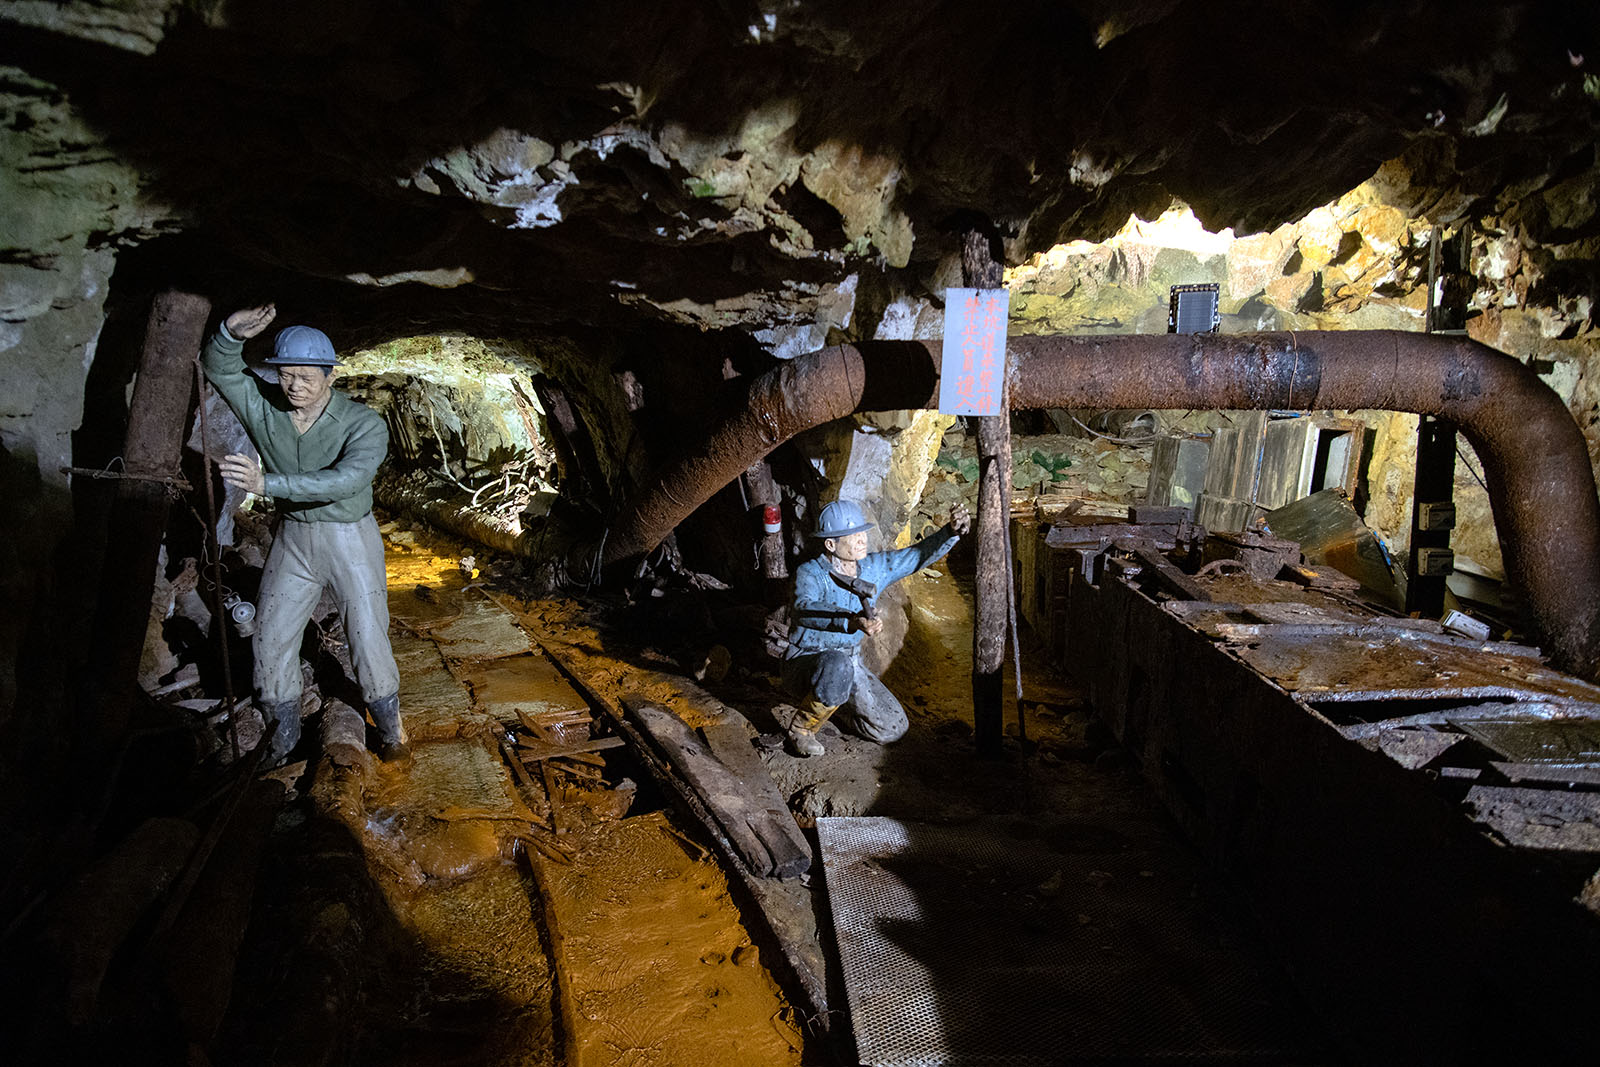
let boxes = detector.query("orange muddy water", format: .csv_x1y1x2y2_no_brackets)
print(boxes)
365,520,804,1066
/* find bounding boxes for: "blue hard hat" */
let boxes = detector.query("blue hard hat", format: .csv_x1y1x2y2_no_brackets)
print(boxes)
266,325,338,366
813,499,874,538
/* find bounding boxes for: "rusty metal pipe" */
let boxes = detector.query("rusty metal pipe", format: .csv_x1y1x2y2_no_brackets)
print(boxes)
604,331,1600,680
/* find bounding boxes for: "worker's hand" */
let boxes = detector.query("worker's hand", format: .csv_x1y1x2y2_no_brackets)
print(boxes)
948,503,971,536
225,304,276,339
218,452,266,495
852,614,884,637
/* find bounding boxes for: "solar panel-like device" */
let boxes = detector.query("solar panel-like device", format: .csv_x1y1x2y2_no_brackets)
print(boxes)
1169,283,1221,333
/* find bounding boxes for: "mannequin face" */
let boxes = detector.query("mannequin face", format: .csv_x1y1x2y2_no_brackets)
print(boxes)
278,365,336,413
825,530,870,562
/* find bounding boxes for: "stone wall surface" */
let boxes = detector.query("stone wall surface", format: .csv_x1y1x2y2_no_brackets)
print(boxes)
2,2,1595,343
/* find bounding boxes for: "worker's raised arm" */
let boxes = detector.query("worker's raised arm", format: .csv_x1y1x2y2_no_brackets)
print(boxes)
201,304,277,421
871,504,969,587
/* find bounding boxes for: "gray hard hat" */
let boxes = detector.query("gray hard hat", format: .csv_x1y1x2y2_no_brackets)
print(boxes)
265,325,338,366
813,499,874,538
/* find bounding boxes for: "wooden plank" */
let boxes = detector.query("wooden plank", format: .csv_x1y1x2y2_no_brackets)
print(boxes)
519,827,576,864
540,760,571,835
624,698,810,880
497,739,554,830
696,718,813,877
516,708,559,744
91,290,211,746
515,734,625,761
1258,417,1316,510
965,227,1008,758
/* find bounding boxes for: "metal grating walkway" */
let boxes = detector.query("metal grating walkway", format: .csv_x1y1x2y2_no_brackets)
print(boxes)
818,817,1317,1065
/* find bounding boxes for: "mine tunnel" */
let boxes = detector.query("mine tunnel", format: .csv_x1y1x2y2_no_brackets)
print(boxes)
5,3,1600,1065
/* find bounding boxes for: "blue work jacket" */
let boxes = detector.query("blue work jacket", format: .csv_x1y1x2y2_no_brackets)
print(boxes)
785,525,959,658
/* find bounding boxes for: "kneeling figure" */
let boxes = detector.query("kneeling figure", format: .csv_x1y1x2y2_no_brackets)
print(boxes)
782,499,970,757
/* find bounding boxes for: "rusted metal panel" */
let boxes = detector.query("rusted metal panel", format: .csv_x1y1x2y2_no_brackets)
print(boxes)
1490,762,1600,787
1363,726,1465,770
1201,529,1302,582
1046,521,1182,548
1221,625,1600,703
1453,718,1600,763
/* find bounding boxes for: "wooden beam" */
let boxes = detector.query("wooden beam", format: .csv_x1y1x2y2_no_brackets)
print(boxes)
535,640,830,1026
744,458,789,583
963,228,1008,757
88,290,211,747
622,698,810,880
515,734,625,762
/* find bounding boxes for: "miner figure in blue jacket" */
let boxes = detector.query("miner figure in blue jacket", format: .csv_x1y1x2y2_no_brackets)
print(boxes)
782,499,970,757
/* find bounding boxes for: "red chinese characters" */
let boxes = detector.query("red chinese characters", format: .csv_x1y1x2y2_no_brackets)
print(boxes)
939,288,1010,415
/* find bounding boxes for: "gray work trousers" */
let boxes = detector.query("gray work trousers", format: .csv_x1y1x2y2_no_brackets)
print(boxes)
782,648,909,744
255,513,399,708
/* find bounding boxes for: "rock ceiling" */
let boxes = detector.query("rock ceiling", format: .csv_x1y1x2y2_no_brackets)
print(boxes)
5,0,1598,348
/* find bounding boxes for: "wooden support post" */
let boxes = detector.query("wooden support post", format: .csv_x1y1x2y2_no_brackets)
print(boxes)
745,459,789,583
963,229,1008,757
623,697,811,879
88,290,211,747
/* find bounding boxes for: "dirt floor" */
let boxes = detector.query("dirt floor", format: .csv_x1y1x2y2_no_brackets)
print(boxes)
220,513,1323,1065
222,524,805,1066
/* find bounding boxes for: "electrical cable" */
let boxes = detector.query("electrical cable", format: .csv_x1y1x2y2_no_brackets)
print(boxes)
1067,411,1161,445
1067,411,1214,446
1457,444,1489,491
194,360,241,762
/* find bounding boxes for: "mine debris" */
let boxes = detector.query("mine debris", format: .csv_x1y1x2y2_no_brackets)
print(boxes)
496,704,634,847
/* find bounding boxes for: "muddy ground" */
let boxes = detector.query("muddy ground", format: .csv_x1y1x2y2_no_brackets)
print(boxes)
212,517,1318,1066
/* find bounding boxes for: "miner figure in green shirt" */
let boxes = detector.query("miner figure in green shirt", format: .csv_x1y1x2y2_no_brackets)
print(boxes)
203,304,406,766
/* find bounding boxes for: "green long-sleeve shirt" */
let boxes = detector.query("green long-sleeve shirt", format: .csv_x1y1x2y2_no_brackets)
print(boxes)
201,330,387,523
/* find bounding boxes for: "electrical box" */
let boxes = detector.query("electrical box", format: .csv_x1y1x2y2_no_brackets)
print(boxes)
1442,609,1493,642
1416,546,1455,577
1418,501,1456,532
1168,283,1220,334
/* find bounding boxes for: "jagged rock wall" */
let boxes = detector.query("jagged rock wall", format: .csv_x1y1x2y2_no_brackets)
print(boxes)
0,1,1597,721
1001,148,1600,580
0,57,168,492
6,2,1597,346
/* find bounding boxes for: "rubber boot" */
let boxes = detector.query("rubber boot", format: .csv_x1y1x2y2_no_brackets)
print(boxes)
787,697,839,758
368,693,411,762
263,699,302,767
